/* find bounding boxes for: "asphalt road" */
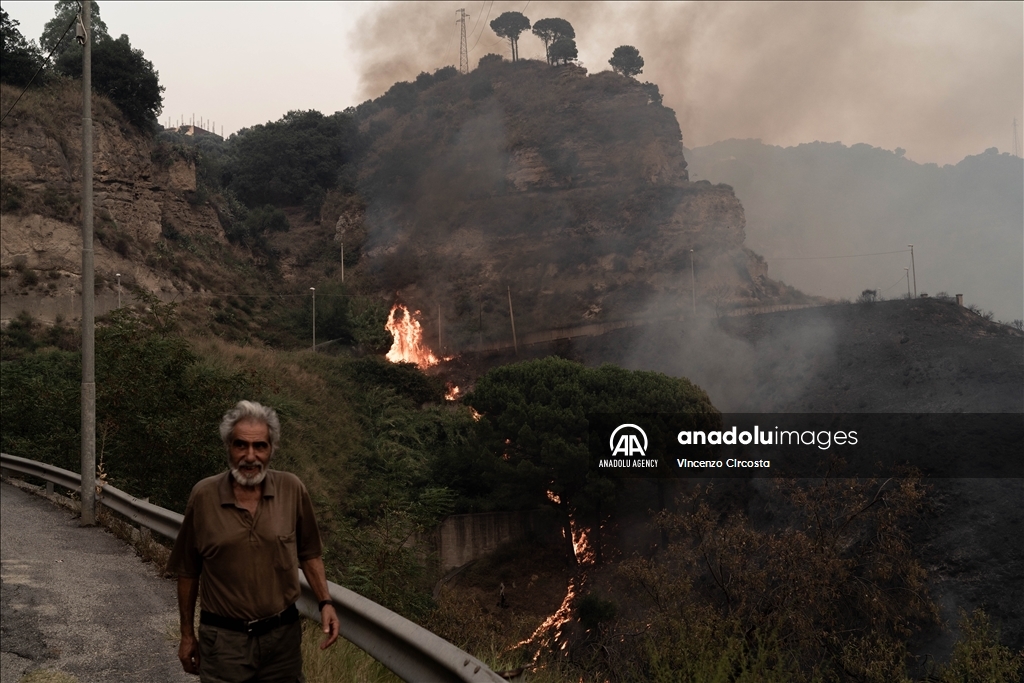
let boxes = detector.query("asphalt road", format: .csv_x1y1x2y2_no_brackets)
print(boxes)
0,482,193,683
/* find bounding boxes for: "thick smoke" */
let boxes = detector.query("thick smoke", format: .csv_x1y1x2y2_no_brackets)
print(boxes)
353,2,1023,166
618,293,837,412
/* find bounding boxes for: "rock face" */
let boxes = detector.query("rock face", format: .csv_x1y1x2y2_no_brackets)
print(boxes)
0,83,224,319
357,62,793,349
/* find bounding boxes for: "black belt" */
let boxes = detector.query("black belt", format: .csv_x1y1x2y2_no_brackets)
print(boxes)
200,604,299,636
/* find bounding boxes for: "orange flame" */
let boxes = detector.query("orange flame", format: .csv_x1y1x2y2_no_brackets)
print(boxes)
445,383,461,401
570,518,595,566
509,504,595,662
512,577,582,653
385,304,439,369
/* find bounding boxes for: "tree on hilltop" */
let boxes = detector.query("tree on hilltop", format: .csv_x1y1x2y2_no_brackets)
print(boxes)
41,0,109,63
549,37,578,66
1,9,43,87
490,11,530,63
56,33,164,131
532,18,574,65
609,45,644,78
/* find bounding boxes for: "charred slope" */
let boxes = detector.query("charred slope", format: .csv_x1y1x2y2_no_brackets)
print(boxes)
463,297,1024,652
356,61,803,351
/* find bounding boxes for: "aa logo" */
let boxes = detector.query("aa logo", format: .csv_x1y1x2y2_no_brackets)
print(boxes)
609,424,648,457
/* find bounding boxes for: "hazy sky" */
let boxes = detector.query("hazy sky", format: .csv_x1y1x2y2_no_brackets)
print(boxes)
3,1,1021,165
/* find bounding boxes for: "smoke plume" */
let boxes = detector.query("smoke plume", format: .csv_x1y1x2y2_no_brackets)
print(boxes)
352,2,1023,165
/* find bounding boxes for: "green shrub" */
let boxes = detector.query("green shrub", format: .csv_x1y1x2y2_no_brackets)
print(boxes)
939,609,1024,683
0,300,253,511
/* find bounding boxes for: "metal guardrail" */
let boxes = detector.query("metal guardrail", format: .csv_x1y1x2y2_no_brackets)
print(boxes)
0,452,505,683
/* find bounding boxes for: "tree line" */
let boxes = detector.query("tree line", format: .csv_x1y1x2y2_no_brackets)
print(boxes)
489,11,645,76
1,2,163,131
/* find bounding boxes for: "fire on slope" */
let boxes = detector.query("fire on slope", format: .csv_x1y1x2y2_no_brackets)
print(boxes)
385,304,439,369
512,491,596,658
384,304,463,400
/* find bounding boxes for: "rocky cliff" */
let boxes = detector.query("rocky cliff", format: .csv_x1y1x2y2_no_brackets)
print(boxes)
355,61,800,350
0,82,225,314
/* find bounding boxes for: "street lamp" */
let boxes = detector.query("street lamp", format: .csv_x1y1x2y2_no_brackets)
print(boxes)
690,249,696,317
115,272,121,308
310,287,316,351
907,244,916,298
80,0,97,526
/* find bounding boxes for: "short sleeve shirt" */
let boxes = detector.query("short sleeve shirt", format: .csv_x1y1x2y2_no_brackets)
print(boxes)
168,470,323,621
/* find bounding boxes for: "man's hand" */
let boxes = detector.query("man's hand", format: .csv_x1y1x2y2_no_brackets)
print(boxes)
320,604,340,649
176,575,201,675
300,557,340,650
178,631,200,675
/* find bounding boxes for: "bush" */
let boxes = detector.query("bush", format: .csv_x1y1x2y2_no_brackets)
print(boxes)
938,609,1024,683
1,178,25,211
0,300,253,511
609,475,937,682
19,269,39,288
477,53,503,68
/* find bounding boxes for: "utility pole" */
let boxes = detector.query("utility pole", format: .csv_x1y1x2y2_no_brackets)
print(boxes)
457,8,469,74
905,268,911,299
310,287,316,351
115,272,121,308
79,0,96,526
507,286,518,354
689,249,696,317
908,244,916,298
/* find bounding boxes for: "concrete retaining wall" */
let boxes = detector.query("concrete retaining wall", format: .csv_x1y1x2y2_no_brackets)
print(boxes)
435,510,553,570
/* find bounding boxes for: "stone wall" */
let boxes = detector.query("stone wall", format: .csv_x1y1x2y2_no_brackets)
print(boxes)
434,510,554,570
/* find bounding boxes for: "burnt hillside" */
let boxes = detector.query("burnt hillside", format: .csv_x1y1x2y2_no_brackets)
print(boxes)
355,61,806,352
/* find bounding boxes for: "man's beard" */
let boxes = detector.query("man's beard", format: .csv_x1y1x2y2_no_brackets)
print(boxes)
231,462,267,487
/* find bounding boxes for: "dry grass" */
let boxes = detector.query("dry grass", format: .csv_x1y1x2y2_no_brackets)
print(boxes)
300,620,402,683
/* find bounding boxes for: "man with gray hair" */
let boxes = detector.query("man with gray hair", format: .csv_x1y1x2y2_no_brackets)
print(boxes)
169,400,340,681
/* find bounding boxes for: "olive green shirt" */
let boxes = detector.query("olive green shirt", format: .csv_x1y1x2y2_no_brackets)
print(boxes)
168,470,323,621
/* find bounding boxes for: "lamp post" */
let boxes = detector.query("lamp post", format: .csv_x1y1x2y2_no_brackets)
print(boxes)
115,272,121,308
310,287,316,351
907,244,916,298
905,268,911,299
690,249,696,317
79,0,96,526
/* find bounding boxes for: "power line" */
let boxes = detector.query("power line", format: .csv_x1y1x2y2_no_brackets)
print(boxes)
467,1,485,48
440,14,458,66
769,248,910,261
880,271,909,294
469,0,494,53
0,12,80,125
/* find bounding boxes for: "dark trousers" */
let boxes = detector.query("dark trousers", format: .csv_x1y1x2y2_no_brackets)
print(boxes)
198,620,304,683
